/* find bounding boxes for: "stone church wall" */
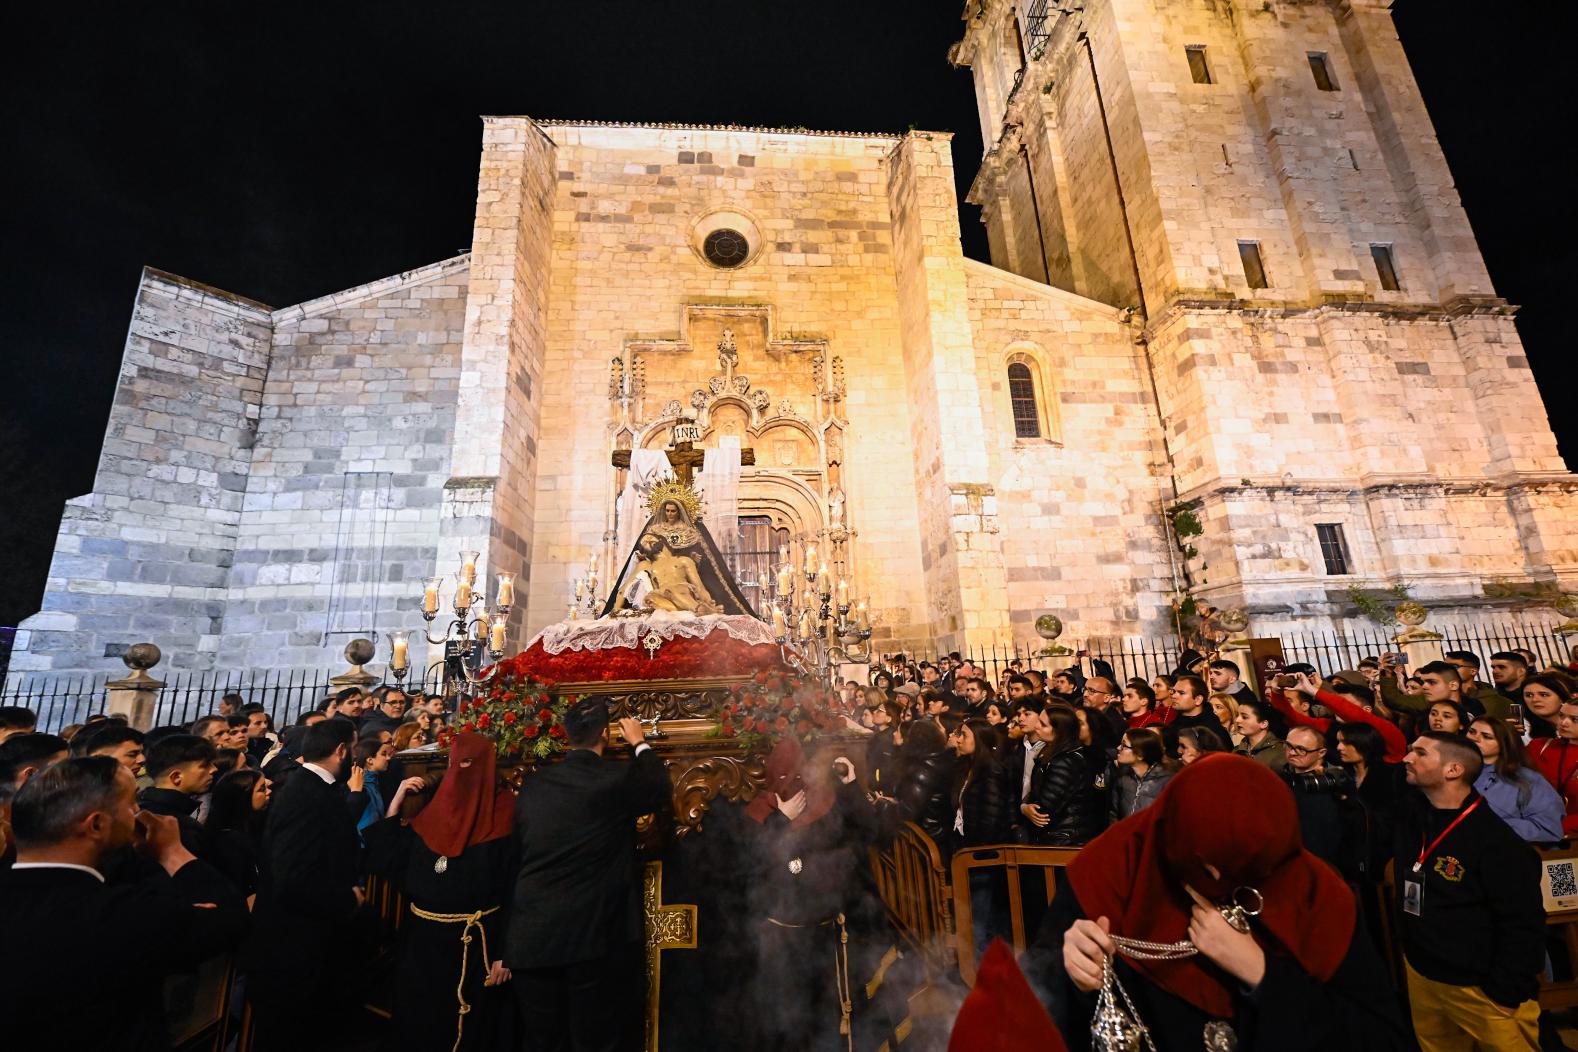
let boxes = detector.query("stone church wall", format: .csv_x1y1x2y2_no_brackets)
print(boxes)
217,259,469,672
11,270,272,674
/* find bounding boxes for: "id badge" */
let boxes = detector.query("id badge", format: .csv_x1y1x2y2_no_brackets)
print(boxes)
1403,880,1423,917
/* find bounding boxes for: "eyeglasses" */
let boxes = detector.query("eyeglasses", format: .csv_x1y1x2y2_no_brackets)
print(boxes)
1284,743,1324,756
1117,742,1133,751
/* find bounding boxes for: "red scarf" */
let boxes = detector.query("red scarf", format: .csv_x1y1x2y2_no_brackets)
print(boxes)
1067,754,1354,1018
745,738,835,827
409,732,516,858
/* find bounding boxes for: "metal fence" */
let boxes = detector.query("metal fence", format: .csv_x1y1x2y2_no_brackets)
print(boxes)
2,664,448,734
886,615,1573,687
4,616,1571,732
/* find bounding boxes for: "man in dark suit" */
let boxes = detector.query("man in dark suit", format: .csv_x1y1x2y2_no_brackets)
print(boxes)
245,718,366,1050
505,700,671,1052
0,756,248,1050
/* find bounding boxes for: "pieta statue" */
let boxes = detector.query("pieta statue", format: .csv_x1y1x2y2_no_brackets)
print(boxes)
602,479,757,618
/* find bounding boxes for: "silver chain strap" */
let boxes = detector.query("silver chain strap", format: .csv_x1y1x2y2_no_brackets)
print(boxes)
1092,955,1157,1052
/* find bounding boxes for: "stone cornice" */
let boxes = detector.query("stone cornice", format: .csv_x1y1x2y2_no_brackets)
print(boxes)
270,254,471,325
1176,473,1578,506
1142,292,1517,341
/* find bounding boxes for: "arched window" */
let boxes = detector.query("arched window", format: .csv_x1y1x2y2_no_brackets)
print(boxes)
1007,362,1041,439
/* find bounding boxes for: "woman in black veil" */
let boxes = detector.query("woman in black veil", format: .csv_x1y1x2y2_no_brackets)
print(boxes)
601,489,757,618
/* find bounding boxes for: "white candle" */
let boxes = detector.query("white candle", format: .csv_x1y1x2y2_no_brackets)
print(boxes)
817,564,830,591
391,637,409,671
496,574,515,609
837,579,849,605
455,580,472,610
490,618,507,652
461,554,478,585
772,606,787,637
575,578,585,601
777,565,793,595
422,580,439,615
757,571,769,594
797,609,811,638
804,544,817,574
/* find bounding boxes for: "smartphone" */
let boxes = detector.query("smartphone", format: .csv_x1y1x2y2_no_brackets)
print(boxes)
1509,703,1524,724
1383,651,1409,667
1274,673,1299,689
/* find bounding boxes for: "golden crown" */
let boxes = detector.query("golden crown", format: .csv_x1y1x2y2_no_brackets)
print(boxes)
642,477,705,521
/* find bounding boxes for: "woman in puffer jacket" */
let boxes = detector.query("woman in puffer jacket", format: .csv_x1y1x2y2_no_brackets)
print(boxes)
949,719,1014,850
893,719,956,846
1109,727,1177,822
1021,705,1104,846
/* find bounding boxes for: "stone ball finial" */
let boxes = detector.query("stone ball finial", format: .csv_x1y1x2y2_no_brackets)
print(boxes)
123,642,161,672
344,638,376,666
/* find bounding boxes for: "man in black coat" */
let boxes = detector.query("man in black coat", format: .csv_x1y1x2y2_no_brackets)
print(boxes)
0,756,248,1051
245,718,367,1050
505,700,672,1052
1396,731,1545,1048
137,733,218,861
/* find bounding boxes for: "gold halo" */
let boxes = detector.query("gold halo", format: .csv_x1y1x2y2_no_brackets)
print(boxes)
643,477,705,521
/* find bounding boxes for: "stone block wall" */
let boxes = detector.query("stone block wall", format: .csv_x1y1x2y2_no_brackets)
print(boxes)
11,270,271,675
217,258,469,673
963,261,1176,643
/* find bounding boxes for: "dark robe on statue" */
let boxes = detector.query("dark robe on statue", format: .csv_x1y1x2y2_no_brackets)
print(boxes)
364,733,517,1052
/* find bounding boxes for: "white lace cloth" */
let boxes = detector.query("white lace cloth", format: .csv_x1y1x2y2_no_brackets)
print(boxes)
526,611,778,655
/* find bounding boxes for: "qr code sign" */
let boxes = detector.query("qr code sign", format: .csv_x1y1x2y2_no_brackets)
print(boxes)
1550,862,1578,899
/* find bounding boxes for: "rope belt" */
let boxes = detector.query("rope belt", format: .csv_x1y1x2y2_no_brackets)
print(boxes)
408,904,501,1052
764,912,854,1051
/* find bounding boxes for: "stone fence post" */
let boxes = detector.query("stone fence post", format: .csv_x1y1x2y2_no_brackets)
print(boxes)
105,643,165,730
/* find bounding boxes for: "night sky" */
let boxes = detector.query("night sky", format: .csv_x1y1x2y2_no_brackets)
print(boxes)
3,1,1573,629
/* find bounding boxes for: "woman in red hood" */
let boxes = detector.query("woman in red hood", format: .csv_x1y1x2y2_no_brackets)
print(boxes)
364,731,518,1052
1027,754,1411,1052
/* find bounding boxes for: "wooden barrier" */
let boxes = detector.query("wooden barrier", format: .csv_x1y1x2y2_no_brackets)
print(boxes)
950,845,1080,986
869,821,956,979
166,956,235,1052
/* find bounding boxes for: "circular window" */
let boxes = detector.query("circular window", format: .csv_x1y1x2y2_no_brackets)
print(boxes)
702,228,750,268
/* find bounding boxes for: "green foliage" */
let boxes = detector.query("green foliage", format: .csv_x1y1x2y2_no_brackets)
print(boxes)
1345,582,1413,626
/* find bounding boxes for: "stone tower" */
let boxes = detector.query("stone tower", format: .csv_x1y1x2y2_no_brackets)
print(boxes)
953,0,1577,625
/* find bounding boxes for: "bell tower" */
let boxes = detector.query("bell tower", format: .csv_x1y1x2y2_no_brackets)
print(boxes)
952,0,1578,621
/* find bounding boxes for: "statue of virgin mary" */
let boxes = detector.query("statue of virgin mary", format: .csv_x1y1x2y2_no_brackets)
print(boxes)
601,480,758,619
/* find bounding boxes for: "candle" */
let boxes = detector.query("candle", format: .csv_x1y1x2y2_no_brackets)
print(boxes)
837,578,849,605
779,544,789,563
472,616,488,642
575,578,585,601
496,573,515,609
772,606,787,637
757,571,769,594
390,636,409,671
460,550,479,585
455,579,472,610
422,578,440,615
857,601,868,628
490,616,507,653
797,609,811,638
777,564,793,595
817,563,829,591
804,544,817,574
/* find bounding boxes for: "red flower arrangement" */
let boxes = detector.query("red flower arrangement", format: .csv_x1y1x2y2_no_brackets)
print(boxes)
712,668,849,752
439,669,572,762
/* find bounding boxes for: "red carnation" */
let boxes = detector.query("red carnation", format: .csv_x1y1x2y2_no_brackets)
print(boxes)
504,710,517,725
461,721,475,733
549,725,565,739
538,708,553,722
477,713,492,729
720,722,735,736
525,724,540,739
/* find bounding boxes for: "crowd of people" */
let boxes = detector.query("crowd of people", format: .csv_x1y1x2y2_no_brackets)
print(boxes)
843,644,1578,1051
1,640,1576,1051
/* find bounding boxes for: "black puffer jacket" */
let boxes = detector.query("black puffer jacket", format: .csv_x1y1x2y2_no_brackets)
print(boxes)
954,756,1015,849
896,750,957,844
1026,745,1104,846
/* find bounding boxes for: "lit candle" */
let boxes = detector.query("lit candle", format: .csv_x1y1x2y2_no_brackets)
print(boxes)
837,578,849,605
460,551,479,585
757,571,769,594
422,577,441,615
804,544,817,574
455,579,472,610
390,634,409,671
496,572,515,609
797,609,811,638
817,564,829,591
772,606,787,637
575,578,585,601
779,544,789,563
472,616,488,642
777,564,793,595
490,615,507,653
857,600,868,629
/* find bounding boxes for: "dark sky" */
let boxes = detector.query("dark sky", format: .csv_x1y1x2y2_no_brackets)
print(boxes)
3,1,1573,628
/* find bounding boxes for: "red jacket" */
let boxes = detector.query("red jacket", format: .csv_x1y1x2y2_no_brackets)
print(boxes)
1529,738,1578,836
1127,708,1167,731
1265,687,1407,763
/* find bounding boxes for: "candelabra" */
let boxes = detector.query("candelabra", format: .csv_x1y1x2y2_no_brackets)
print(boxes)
400,550,516,703
760,539,871,686
567,555,601,620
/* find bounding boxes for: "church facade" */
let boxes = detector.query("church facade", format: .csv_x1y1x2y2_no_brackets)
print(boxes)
11,0,1575,678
